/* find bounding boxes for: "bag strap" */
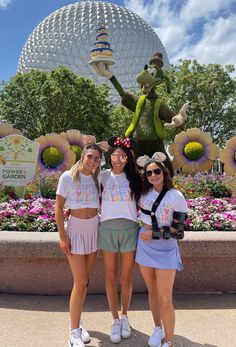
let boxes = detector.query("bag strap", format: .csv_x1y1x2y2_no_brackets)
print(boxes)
151,187,169,230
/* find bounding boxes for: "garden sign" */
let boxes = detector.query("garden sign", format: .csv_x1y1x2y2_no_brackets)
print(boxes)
0,135,39,190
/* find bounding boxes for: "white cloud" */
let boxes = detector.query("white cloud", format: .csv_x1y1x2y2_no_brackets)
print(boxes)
0,0,12,9
180,0,235,24
185,15,236,66
124,0,236,67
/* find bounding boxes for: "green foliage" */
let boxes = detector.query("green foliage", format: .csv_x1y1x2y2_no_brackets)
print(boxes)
0,67,112,141
173,174,233,199
24,171,62,199
109,105,134,137
200,180,232,198
0,184,17,202
157,60,236,145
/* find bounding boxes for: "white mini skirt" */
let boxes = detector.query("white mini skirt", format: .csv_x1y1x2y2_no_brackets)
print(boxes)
65,215,99,255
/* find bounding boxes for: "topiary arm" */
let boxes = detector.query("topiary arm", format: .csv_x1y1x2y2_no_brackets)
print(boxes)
109,75,125,97
109,76,137,112
159,103,176,122
90,61,138,112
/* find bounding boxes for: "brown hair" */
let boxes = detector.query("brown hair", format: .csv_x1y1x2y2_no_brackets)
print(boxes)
142,160,174,194
70,143,103,192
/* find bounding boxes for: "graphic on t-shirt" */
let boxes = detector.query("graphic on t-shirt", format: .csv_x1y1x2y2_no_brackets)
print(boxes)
103,182,131,202
76,183,99,202
141,198,172,223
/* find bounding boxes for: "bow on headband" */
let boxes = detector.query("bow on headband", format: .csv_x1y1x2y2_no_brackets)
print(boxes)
108,136,135,149
136,152,167,168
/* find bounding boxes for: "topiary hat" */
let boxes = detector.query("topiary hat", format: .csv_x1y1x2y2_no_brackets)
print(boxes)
149,52,163,68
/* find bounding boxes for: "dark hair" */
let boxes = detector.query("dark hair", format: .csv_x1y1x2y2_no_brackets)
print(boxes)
142,160,174,194
108,145,142,202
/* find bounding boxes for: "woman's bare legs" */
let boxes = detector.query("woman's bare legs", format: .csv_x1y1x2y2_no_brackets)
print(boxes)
67,251,97,329
102,251,119,319
139,265,162,327
155,269,176,344
119,251,135,316
102,250,135,318
82,252,97,303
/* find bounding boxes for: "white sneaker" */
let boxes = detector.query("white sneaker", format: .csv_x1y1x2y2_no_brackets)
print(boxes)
148,326,165,347
162,342,172,347
80,321,91,343
110,319,121,344
68,328,85,347
120,315,131,339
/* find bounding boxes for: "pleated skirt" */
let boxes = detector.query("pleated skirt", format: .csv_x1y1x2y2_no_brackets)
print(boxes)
65,215,99,255
135,226,183,271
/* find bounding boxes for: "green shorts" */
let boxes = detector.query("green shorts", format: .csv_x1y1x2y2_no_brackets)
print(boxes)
98,218,139,253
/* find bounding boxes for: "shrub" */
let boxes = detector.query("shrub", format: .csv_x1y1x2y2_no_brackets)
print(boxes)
0,184,18,202
24,171,62,199
173,173,234,199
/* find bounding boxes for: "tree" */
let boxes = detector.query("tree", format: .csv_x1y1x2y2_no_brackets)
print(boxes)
0,67,113,141
157,60,236,146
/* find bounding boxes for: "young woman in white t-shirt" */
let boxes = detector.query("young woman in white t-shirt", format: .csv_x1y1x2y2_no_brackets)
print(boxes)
135,152,188,347
98,137,142,344
55,143,103,347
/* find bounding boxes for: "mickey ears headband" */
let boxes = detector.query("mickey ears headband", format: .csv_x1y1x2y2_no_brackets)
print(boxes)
108,136,136,149
136,152,166,168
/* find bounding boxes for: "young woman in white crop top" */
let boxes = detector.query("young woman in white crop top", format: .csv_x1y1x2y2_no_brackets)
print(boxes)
55,143,103,347
98,137,142,344
135,152,188,347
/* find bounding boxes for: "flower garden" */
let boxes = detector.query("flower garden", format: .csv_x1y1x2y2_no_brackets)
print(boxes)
0,123,235,233
0,171,235,232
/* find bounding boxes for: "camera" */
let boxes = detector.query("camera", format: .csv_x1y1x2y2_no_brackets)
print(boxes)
152,228,161,240
162,226,172,239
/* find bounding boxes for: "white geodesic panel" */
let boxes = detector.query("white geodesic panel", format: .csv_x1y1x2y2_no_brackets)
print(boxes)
17,1,170,104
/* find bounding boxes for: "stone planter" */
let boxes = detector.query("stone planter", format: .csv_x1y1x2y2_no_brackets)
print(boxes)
0,231,235,294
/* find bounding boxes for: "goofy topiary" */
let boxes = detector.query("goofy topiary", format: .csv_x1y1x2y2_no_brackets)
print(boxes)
92,52,188,176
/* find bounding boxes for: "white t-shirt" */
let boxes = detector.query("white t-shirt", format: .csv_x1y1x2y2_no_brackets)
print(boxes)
99,170,137,222
56,170,100,209
139,188,188,227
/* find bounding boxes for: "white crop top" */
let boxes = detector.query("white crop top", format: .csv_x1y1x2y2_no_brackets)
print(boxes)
139,188,188,227
56,170,100,209
99,170,137,222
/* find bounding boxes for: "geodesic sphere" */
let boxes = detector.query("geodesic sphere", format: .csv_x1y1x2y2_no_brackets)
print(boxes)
17,1,170,104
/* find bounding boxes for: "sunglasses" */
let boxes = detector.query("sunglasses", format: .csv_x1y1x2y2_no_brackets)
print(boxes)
86,154,101,162
146,168,162,177
111,154,128,162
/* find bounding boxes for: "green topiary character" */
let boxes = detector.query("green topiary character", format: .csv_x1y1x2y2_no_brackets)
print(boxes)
91,51,188,176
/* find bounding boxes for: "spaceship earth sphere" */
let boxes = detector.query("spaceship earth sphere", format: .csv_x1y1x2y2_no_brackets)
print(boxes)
17,1,170,103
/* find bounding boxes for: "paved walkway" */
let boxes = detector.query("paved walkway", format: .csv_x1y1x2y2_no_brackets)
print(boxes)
0,293,235,347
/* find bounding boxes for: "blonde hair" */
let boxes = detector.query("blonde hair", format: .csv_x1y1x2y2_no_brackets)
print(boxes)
70,144,102,192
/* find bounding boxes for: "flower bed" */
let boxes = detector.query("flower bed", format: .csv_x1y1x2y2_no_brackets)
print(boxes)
186,197,236,231
0,198,57,232
0,172,235,232
0,196,235,232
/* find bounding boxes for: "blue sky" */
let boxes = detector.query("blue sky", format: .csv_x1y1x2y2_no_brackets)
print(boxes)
1,0,236,82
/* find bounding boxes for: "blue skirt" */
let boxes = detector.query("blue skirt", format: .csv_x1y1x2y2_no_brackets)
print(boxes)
135,227,183,271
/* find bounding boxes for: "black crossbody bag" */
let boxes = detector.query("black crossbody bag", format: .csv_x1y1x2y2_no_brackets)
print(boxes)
141,187,169,240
